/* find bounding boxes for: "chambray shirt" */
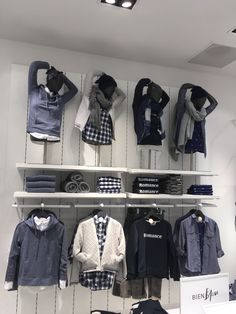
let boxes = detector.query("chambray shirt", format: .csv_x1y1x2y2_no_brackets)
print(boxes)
178,214,224,275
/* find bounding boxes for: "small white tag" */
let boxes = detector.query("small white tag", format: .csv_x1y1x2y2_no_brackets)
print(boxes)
132,304,139,309
149,218,154,224
98,217,104,223
197,216,203,222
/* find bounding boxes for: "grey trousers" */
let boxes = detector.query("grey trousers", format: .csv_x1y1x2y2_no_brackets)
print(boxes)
112,277,162,299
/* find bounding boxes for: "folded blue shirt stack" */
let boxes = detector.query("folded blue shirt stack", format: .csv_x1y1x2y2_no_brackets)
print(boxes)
187,185,213,195
26,175,56,193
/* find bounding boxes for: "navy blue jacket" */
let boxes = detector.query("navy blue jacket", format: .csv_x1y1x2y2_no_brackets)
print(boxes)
27,61,78,140
132,79,169,146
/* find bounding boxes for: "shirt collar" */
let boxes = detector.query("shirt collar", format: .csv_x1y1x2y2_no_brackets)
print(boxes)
191,213,209,223
93,214,109,225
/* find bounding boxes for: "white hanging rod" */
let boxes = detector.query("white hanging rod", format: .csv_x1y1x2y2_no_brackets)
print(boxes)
127,203,174,208
74,203,126,209
12,203,71,209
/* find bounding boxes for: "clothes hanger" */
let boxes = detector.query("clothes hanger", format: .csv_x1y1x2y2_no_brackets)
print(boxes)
194,202,205,222
145,207,165,224
91,203,107,218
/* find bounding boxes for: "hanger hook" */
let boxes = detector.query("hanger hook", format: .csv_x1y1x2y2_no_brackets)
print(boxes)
41,202,45,209
100,203,104,208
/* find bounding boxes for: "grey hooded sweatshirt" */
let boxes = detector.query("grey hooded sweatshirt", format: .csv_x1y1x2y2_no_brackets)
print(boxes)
5,214,67,290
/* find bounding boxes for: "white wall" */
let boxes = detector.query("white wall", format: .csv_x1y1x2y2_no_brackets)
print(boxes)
0,38,236,314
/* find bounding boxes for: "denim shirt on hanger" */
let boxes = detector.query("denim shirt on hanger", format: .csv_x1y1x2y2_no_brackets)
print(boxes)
178,214,224,275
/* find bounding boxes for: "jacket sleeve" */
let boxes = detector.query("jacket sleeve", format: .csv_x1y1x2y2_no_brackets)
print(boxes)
132,78,151,136
167,223,180,281
28,61,50,94
160,89,170,110
59,227,68,283
205,91,218,116
116,225,127,283
61,74,78,105
178,220,187,257
126,222,139,279
72,223,87,262
5,224,22,290
215,222,224,258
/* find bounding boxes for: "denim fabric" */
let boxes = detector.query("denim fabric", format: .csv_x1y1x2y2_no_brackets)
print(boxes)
27,61,78,139
178,214,224,275
26,175,56,182
26,181,56,188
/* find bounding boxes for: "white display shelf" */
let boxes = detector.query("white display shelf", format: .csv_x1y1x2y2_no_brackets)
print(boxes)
127,168,218,176
16,163,127,173
14,192,127,200
16,163,218,176
127,193,220,200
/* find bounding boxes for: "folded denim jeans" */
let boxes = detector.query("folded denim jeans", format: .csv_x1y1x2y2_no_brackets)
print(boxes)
26,175,56,182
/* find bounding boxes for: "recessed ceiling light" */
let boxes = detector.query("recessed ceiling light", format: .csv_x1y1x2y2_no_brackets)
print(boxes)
121,1,132,8
105,0,116,4
100,0,137,10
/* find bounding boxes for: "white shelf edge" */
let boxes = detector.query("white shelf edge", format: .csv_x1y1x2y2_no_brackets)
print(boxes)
127,169,218,176
14,191,220,201
16,163,218,176
16,163,127,173
14,192,127,199
126,193,220,200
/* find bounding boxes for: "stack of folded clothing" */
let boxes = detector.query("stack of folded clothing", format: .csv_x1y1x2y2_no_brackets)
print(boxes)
97,176,121,193
26,175,56,193
132,177,159,194
187,185,213,195
61,172,90,193
159,175,183,195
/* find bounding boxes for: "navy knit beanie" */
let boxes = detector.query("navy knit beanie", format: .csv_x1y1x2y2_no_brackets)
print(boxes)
95,74,117,90
191,86,207,100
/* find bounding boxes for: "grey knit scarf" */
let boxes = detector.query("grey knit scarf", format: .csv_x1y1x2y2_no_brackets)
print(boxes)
88,85,113,129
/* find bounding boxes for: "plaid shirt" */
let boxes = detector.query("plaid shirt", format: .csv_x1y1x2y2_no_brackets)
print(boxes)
82,109,113,145
97,177,121,193
79,215,115,290
79,271,115,291
94,215,109,257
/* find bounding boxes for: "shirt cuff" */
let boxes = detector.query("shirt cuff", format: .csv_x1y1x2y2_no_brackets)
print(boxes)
217,249,225,258
4,281,13,290
59,280,66,290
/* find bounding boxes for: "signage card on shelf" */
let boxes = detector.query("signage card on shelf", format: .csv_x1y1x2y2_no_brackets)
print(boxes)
180,273,229,314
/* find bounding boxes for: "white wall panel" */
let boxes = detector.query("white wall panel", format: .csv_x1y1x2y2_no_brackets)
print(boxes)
1,38,236,313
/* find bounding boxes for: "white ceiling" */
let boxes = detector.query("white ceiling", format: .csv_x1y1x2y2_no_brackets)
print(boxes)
1,0,236,76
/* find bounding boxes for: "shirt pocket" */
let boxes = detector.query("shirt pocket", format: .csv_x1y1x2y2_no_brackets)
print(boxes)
186,230,197,243
205,230,215,246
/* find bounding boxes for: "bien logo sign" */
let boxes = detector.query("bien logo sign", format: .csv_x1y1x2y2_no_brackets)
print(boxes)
192,288,219,302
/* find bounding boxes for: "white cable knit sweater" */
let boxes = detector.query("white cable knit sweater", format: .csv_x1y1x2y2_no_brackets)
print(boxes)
73,217,126,282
